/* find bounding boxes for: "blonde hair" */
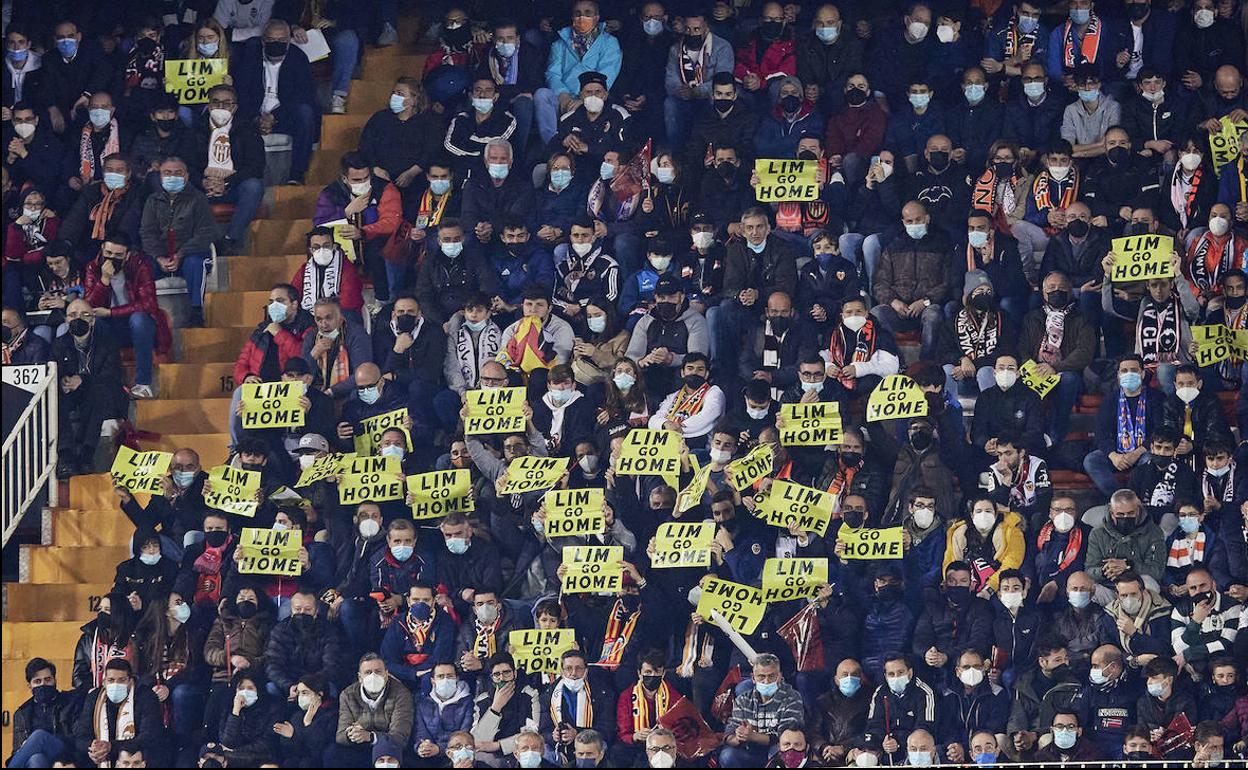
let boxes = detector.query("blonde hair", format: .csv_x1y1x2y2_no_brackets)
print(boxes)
186,19,231,64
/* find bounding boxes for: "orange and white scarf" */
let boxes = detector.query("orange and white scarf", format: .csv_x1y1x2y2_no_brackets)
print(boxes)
92,684,136,767
1061,14,1102,68
666,382,711,423
79,119,121,181
1166,531,1206,568
630,679,675,732
596,600,640,669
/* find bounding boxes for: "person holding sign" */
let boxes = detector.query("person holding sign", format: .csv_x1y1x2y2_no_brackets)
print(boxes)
1101,249,1198,392
1083,354,1164,496
335,362,409,450
648,354,725,445
821,296,900,401
1019,271,1095,445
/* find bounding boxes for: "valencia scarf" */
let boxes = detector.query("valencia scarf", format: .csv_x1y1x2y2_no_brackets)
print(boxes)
1061,14,1102,68
955,308,1002,360
1035,522,1084,574
79,120,120,180
549,679,594,728
1038,305,1069,364
1116,392,1148,453
1170,165,1203,229
300,252,343,310
677,619,715,678
1135,296,1183,369
90,184,129,241
92,685,136,766
1186,230,1246,299
827,320,876,389
630,679,675,732
1166,531,1206,568
666,381,711,423
597,600,641,669
473,615,501,658
1201,464,1236,505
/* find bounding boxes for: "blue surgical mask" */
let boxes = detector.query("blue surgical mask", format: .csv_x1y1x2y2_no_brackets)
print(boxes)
643,18,664,36
1078,88,1100,103
549,388,574,404
518,750,542,769
801,380,824,393
746,238,767,254
139,552,161,566
8,48,29,64
974,752,997,766
57,38,79,58
908,751,934,766
967,230,989,249
197,41,219,57
964,83,986,104
429,178,451,195
173,470,196,487
600,161,616,180
103,172,127,190
488,163,510,180
380,445,405,459
887,674,910,693
655,166,675,184
1147,680,1166,697
755,681,779,698
162,175,186,194
905,223,928,240
1053,727,1077,750
446,537,468,554
909,92,931,110
268,301,288,323
613,372,635,391
1118,371,1142,392
105,683,129,703
550,169,573,190
389,93,407,113
465,319,488,332
1179,515,1200,534
1070,8,1090,24
1023,81,1046,99
472,97,495,114
358,386,380,404
837,675,861,697
452,747,476,764
88,108,111,129
587,315,607,333
1068,589,1091,609
1018,15,1040,33
172,602,191,623
239,689,258,707
495,42,517,57
441,241,464,258
816,25,840,43
390,544,413,561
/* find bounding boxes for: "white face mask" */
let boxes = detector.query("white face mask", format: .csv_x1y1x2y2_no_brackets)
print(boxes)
298,454,317,470
959,666,985,687
362,672,386,694
1180,152,1202,171
571,241,594,257
709,448,733,465
1176,386,1199,404
936,24,956,42
1194,8,1215,27
22,207,42,221
1052,512,1076,533
1207,463,1231,478
210,108,233,126
358,518,381,538
561,676,585,692
583,95,605,113
1209,216,1230,236
907,21,929,40
349,180,371,196
912,506,935,529
843,314,868,332
13,122,35,139
1048,164,1071,180
650,751,676,769
972,510,996,533
312,247,335,267
878,161,894,179
1000,591,1023,609
994,370,1018,390
746,405,770,420
855,749,880,767
692,231,715,249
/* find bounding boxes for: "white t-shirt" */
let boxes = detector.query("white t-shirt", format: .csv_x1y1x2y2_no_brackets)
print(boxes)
261,59,282,113
1128,24,1144,80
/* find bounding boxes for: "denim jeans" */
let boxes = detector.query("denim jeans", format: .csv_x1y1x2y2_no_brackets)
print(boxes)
508,95,535,164
663,95,702,148
104,313,156,385
720,743,772,768
330,29,360,95
150,251,209,308
274,102,318,181
533,87,562,143
8,728,65,767
212,177,265,243
943,363,995,397
1048,370,1081,444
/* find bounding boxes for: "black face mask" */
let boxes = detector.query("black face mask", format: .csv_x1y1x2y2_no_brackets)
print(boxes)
68,318,91,336
1046,664,1071,682
395,314,418,333
685,33,705,48
846,87,868,106
263,41,289,59
652,301,680,322
32,684,57,704
840,451,862,467
1047,290,1070,307
759,20,783,40
235,600,258,619
910,430,933,451
780,94,801,113
1225,294,1246,309
241,462,264,473
641,674,663,690
993,162,1014,178
1125,222,1151,236
291,613,314,631
205,530,228,548
683,374,707,390
1107,146,1130,166
945,585,970,604
443,25,471,47
928,150,950,171
842,511,865,528
877,584,902,601
714,97,735,114
1,326,11,344
797,150,817,161
717,161,737,180
1111,515,1137,531
1125,752,1152,762
972,293,996,312
154,117,178,132
1066,219,1090,238
620,594,641,612
97,610,112,628
1127,3,1150,20
769,316,791,335
135,38,157,56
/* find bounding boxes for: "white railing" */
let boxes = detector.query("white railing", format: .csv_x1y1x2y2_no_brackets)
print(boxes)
2,362,59,547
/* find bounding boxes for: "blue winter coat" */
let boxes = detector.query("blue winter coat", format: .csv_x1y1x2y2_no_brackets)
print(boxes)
545,24,623,96
753,103,823,159
488,241,556,306
379,608,458,691
412,681,475,750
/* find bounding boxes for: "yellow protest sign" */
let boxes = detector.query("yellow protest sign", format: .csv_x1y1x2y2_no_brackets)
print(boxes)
616,429,681,477
236,527,303,576
334,224,360,262
508,629,577,675
1195,332,1232,367
295,452,341,487
353,408,411,455
675,458,711,513
205,465,261,517
1110,235,1176,282
696,577,765,634
1208,116,1248,177
339,468,404,505
779,402,843,446
1233,330,1248,359
110,445,173,495
561,545,624,593
866,374,929,422
544,488,605,537
1019,359,1059,398
464,387,527,435
753,159,820,202
756,479,834,536
762,558,828,602
341,455,401,476
500,456,568,494
652,521,715,568
838,525,905,560
240,381,305,430
725,443,774,491
164,58,228,104
407,469,474,519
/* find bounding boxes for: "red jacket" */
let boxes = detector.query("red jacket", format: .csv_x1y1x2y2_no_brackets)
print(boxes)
82,253,172,354
615,681,678,746
5,217,59,266
290,257,365,313
824,101,887,159
232,318,314,385
733,36,796,83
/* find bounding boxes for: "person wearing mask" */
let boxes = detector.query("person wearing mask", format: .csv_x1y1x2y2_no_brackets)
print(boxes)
808,658,870,765
137,155,215,327
1003,64,1064,168
67,91,130,193
233,282,316,391
470,653,543,765
965,152,1041,298
731,1,796,112
945,66,1002,177
1098,571,1173,665
911,561,994,686
795,5,864,117
1005,639,1081,758
753,76,821,160
442,295,505,413
1019,270,1095,446
684,75,758,183
357,77,444,212
570,299,629,386
499,286,576,377
312,152,402,302
719,653,804,767
867,3,935,109
937,648,1010,764
59,153,143,264
462,138,538,249
985,435,1052,525
793,230,860,335
1082,126,1161,236
1086,489,1166,598
272,674,337,767
302,299,373,401
329,504,391,656
936,270,1018,397
533,1,623,145
435,514,505,617
71,660,166,767
1032,497,1091,603
415,218,500,326
548,71,630,179
326,654,414,766
1170,566,1245,678
4,102,66,210
1032,709,1101,762
1083,355,1162,495
1061,66,1120,159
413,663,474,762
627,276,709,397
1,26,45,119
969,354,1046,462
373,292,448,430
1129,430,1198,526
647,354,724,446
233,19,317,184
1,306,49,366
7,658,81,769
716,208,798,370
40,19,109,132
663,10,734,149
862,653,937,765
529,156,582,258
1162,364,1233,458
50,298,127,475
870,201,948,361
1027,142,1085,239
475,20,544,157
1184,203,1246,307
530,364,595,456
1068,643,1141,757
445,76,520,175
538,649,616,763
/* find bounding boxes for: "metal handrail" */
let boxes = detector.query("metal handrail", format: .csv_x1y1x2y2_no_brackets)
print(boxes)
2,362,59,547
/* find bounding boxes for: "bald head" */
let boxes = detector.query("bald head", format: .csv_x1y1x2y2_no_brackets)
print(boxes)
355,363,381,388
902,201,929,225
1214,65,1243,98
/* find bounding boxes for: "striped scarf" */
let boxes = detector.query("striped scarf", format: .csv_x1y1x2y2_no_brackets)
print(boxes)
1116,392,1148,453
677,619,715,678
666,382,711,423
1136,296,1183,369
1187,230,1246,299
474,615,501,658
1170,165,1204,229
1166,531,1206,568
1039,305,1068,364
597,600,640,669
1036,522,1084,574
79,120,120,181
827,321,876,389
1201,464,1236,505
315,334,351,390
550,680,594,728
955,308,1001,360
630,679,674,732
1061,14,1102,68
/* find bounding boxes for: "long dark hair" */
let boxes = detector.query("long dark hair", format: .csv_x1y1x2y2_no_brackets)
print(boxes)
97,591,138,648
585,296,621,343
604,357,647,415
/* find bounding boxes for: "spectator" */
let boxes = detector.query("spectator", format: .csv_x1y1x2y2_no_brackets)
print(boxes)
461,139,537,248
477,19,545,157
1019,271,1095,445
233,19,317,184
416,218,500,326
313,152,403,302
5,102,66,201
50,297,125,464
128,95,190,187
292,226,365,316
535,1,623,144
720,653,804,767
302,299,372,399
664,10,734,149
59,154,143,264
327,653,413,766
445,76,519,174
870,200,948,361
68,91,130,192
139,156,214,327
7,658,80,769
548,71,630,180
72,660,165,767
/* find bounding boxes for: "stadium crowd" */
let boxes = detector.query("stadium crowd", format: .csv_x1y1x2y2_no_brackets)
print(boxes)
2,0,1248,766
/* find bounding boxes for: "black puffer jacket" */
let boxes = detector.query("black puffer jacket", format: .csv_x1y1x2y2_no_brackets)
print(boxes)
263,616,348,693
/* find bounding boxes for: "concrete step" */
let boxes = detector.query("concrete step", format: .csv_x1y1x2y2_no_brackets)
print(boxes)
360,51,426,82
151,433,232,465
346,80,393,117
319,113,370,153
225,254,307,291
20,545,129,584
308,149,344,186
180,327,254,363
206,290,273,327
2,622,81,661
68,473,128,511
159,361,238,400
5,583,113,622
52,508,135,548
136,398,233,434
271,183,325,218
249,218,315,257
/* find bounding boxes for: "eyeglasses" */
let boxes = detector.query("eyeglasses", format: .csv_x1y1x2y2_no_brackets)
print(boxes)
209,99,236,107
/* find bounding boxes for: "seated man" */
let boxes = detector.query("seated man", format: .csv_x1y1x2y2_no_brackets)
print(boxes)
461,139,537,249
717,207,798,378
5,102,66,203
373,292,447,432
475,19,544,156
415,218,500,326
533,1,623,144
291,227,365,317
738,291,812,397
129,95,189,188
325,654,413,766
538,650,617,761
970,354,1046,461
648,353,724,447
870,200,948,361
1129,430,1198,526
59,153,143,264
1170,567,1245,679
140,157,213,327
554,216,621,317
302,299,372,400
313,152,402,302
1019,271,1095,445
71,660,164,767
65,91,130,195
7,658,80,769
548,70,630,182
1083,355,1163,495
82,233,170,399
498,285,575,377
617,236,696,318
822,295,901,403
984,433,1053,526
233,19,317,184
627,276,709,399
488,217,556,318
1,307,50,365
470,653,542,765
720,653,805,768
444,76,519,175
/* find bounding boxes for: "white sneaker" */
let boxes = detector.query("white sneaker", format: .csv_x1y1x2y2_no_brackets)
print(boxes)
377,23,398,46
331,94,347,114
131,384,155,399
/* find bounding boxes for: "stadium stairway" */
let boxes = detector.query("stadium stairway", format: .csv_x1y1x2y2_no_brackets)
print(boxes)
0,24,428,757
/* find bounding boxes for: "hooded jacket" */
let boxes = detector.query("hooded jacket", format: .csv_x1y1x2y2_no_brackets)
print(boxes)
264,615,347,693
413,679,475,749
545,23,622,95
1086,511,1167,587
204,601,275,684
943,511,1026,593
